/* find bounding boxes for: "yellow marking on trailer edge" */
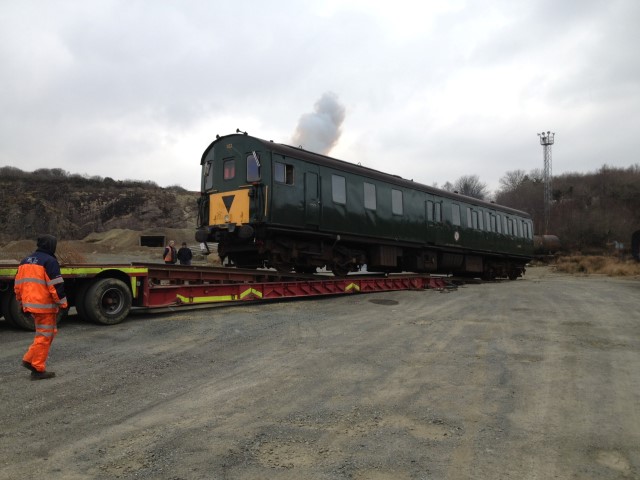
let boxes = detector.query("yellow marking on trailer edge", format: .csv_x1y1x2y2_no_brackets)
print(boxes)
1,266,147,278
0,267,18,277
345,283,360,292
177,293,236,304
61,267,149,276
63,267,148,299
176,287,263,305
130,278,138,298
240,288,263,299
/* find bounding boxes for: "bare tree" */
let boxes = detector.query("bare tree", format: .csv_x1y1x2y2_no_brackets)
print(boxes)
528,168,544,183
452,175,488,200
499,170,527,193
441,181,454,192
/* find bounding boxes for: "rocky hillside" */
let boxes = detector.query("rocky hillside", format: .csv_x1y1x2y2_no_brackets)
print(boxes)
0,167,199,243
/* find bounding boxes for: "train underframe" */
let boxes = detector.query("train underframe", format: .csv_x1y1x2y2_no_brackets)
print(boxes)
206,227,527,280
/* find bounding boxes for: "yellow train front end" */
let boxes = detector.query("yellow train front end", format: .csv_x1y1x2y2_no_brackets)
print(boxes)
195,134,268,267
207,188,252,229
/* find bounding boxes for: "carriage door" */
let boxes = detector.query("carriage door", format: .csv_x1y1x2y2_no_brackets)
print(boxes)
304,170,320,226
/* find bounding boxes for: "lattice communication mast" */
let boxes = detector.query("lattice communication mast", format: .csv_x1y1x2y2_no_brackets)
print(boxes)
538,131,555,234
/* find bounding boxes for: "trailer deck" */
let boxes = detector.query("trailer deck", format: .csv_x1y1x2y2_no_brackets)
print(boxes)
1,263,455,330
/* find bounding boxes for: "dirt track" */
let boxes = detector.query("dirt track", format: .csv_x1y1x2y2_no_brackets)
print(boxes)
1,266,639,479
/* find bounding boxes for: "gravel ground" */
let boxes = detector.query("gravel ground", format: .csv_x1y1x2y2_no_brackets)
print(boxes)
0,266,639,479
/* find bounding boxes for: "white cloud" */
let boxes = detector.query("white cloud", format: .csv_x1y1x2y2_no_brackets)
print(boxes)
0,0,638,196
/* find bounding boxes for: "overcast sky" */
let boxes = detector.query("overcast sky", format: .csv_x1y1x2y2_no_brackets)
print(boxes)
1,0,638,194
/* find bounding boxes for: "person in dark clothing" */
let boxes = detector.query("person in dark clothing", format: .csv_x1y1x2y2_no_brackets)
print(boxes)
177,242,193,266
16,234,68,380
163,240,177,264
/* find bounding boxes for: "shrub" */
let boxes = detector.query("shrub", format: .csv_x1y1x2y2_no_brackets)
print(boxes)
554,255,640,276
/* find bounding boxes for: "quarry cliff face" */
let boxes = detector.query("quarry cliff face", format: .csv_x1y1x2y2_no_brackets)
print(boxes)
0,171,199,242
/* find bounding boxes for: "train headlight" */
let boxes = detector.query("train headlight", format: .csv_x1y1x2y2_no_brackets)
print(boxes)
224,214,230,222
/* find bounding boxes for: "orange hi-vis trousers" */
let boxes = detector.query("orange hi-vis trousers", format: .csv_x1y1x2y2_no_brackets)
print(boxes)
22,312,58,373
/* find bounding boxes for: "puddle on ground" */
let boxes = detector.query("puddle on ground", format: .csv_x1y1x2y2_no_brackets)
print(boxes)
368,299,399,306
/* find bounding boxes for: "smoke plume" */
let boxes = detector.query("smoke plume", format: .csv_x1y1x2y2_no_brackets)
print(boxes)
291,92,346,155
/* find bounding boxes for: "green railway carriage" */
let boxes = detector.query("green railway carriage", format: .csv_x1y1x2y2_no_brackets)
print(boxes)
195,132,534,278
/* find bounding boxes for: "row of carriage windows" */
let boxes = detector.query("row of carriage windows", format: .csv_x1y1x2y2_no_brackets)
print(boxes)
222,157,531,239
336,176,404,215
333,174,531,238
456,204,532,238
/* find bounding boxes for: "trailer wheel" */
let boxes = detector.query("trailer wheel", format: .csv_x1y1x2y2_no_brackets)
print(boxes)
73,281,91,321
1,292,34,330
1,293,68,330
56,307,68,325
84,278,132,325
1,292,18,328
1,292,12,326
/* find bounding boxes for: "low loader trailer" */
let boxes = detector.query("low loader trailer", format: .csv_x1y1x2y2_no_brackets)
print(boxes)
0,262,453,331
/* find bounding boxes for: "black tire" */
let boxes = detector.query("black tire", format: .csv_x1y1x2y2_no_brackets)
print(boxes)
1,292,34,330
56,307,68,326
84,278,132,325
0,293,67,330
74,281,92,321
482,268,497,281
331,263,351,277
1,291,19,328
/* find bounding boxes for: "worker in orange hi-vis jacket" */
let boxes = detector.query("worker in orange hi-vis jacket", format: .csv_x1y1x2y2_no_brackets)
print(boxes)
15,234,68,380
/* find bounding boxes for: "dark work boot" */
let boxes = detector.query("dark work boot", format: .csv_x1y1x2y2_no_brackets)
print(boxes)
31,371,56,381
22,361,37,373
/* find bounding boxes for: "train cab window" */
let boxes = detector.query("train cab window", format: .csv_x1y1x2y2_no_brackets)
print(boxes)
364,182,376,210
392,189,403,215
203,160,214,190
517,220,524,238
246,153,261,182
451,204,461,226
426,200,434,221
507,218,514,236
274,162,294,185
503,216,509,235
490,214,497,233
466,208,472,228
485,212,491,231
478,210,484,230
496,214,502,234
223,158,235,180
332,175,346,204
